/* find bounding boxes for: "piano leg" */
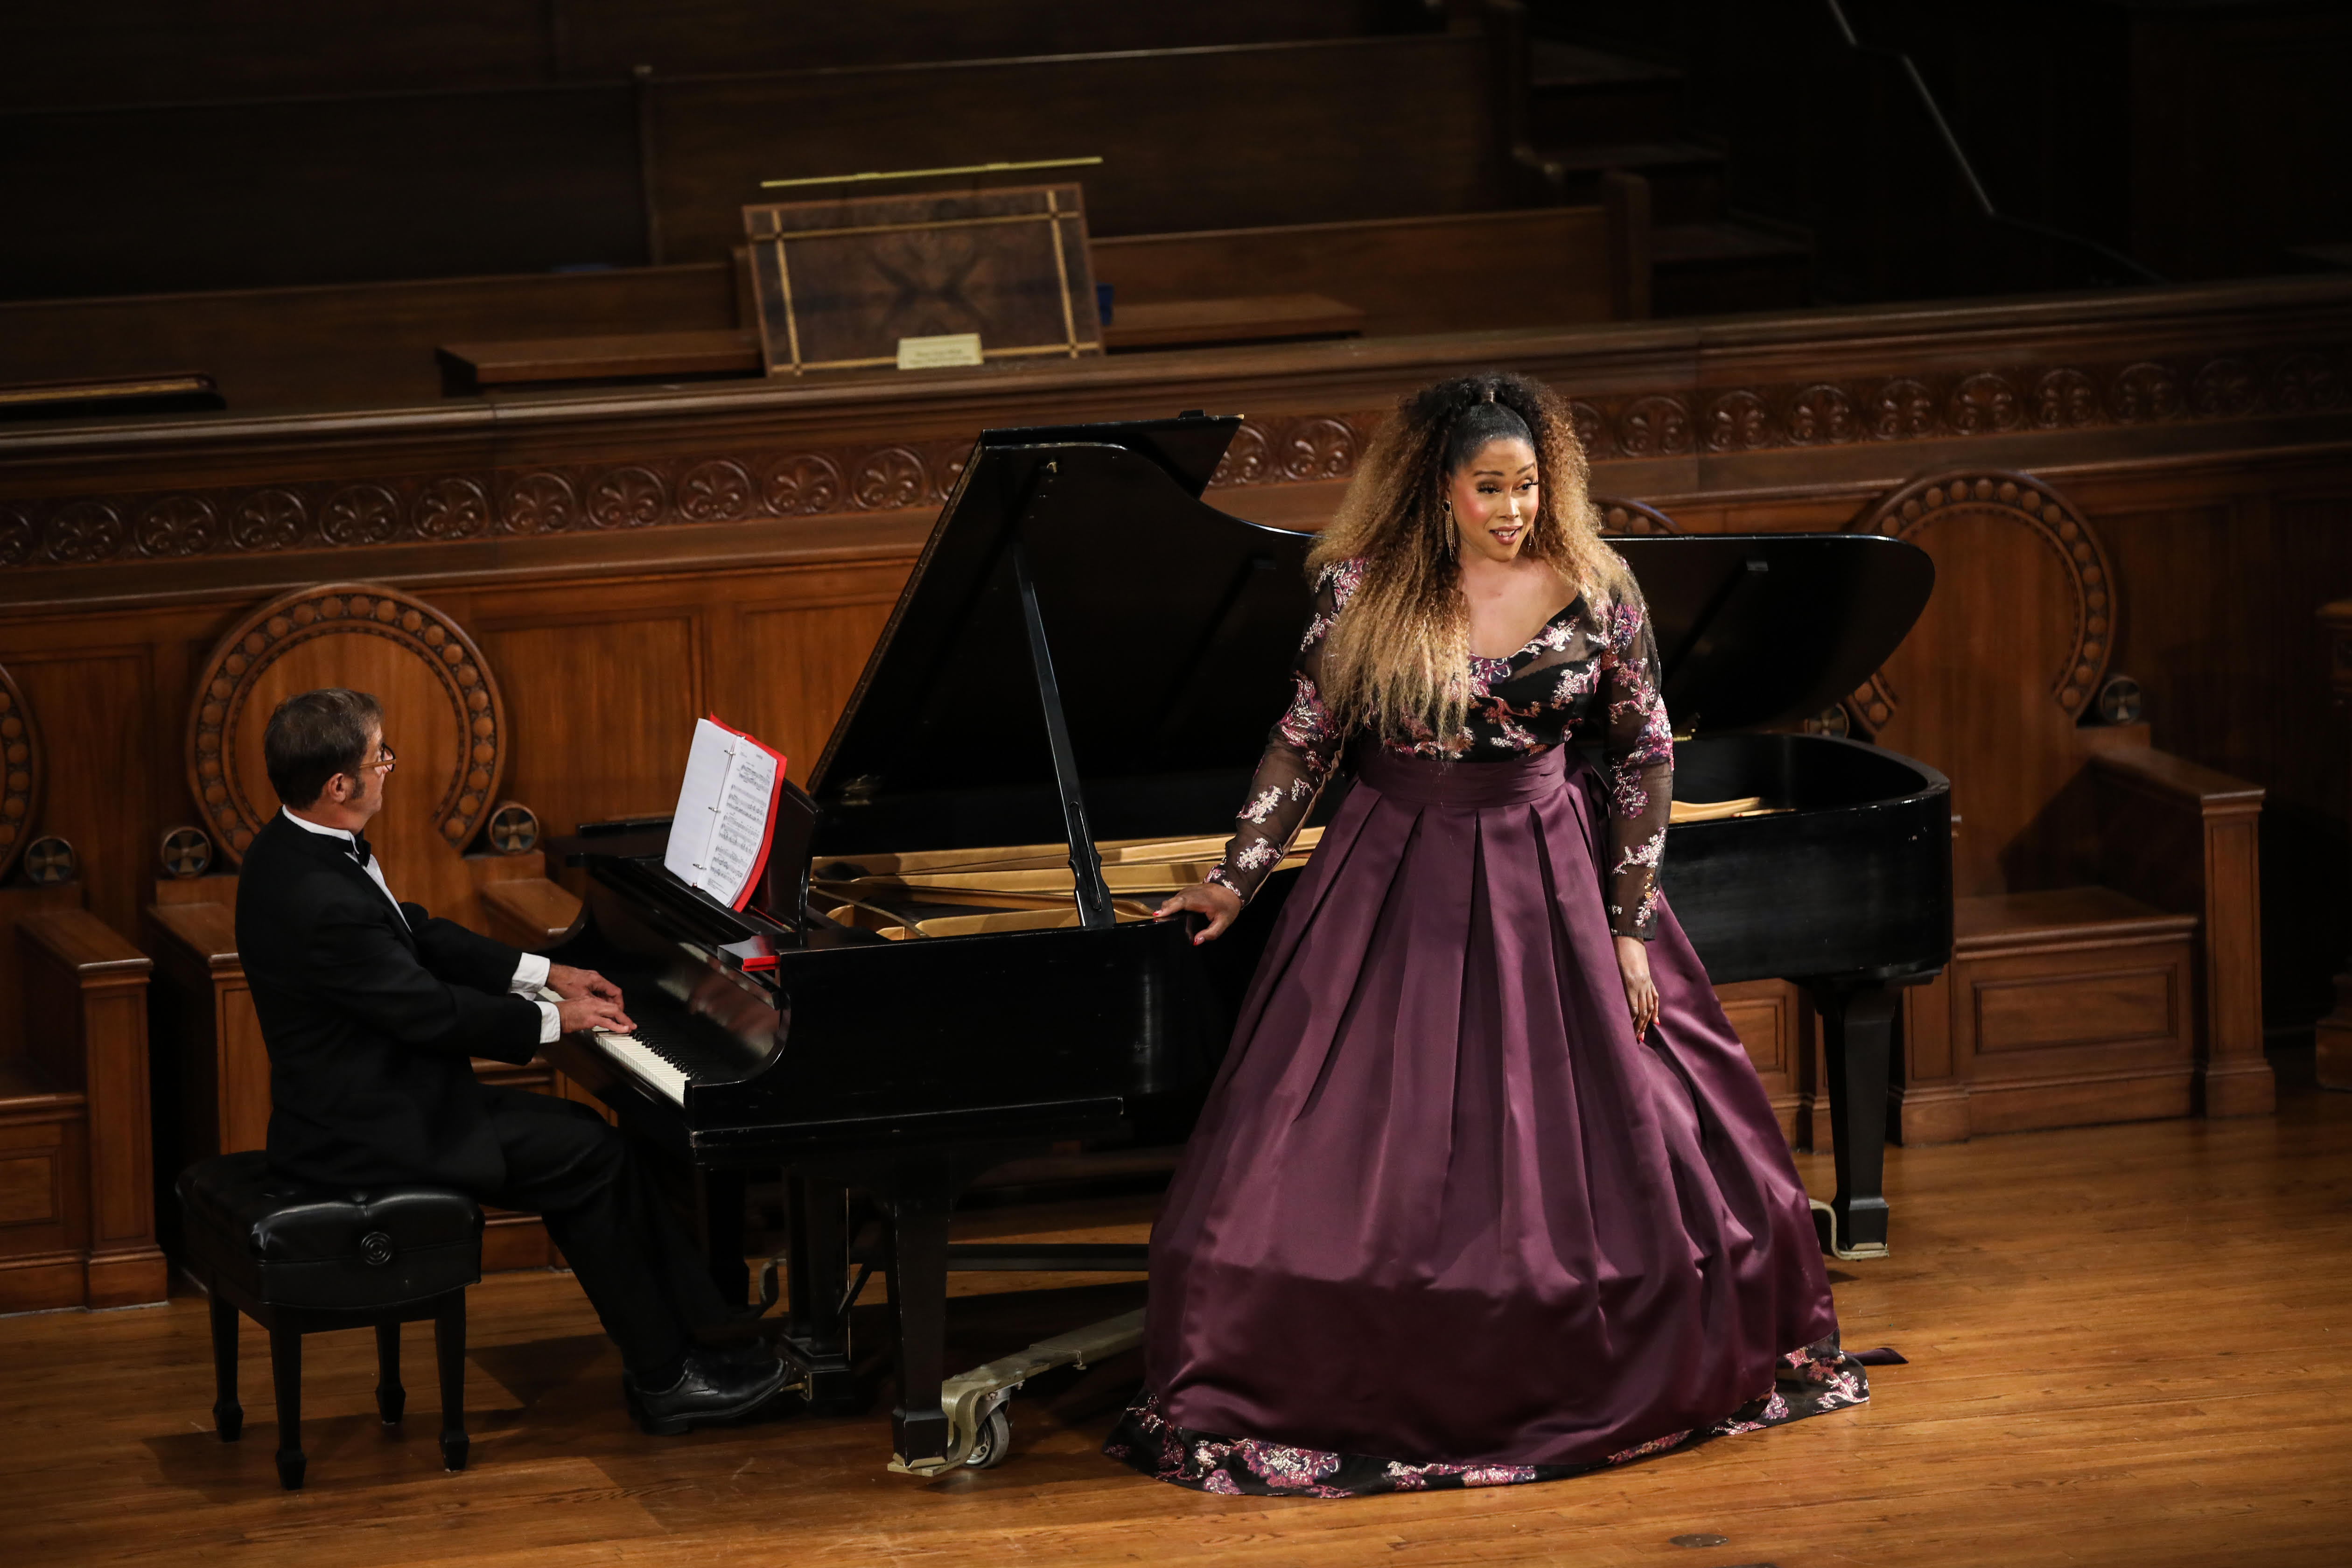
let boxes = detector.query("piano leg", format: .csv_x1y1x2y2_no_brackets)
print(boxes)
697,1169,749,1306
784,1174,861,1414
881,1192,955,1470
1809,982,1899,1259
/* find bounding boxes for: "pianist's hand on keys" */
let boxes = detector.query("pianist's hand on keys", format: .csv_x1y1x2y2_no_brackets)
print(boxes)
539,986,689,1105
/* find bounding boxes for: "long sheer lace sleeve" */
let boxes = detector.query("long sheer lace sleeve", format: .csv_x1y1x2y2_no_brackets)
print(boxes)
1204,563,1357,903
1594,590,1673,940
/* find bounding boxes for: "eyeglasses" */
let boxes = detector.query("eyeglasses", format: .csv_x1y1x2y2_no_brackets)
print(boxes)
349,744,395,776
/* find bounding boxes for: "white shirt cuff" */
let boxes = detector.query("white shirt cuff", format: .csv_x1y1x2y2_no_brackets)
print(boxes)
509,952,550,994
534,999,561,1046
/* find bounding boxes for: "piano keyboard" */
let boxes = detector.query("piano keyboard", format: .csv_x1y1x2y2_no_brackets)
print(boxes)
539,988,743,1106
589,1031,691,1104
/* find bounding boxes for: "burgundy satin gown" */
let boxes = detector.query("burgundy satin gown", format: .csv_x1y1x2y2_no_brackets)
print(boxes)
1105,559,1867,1497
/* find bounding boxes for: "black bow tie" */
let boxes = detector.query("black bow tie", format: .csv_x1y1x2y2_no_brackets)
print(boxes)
347,833,373,868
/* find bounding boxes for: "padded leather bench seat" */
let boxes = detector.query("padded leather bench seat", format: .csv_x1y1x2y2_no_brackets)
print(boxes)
177,1151,482,1489
180,1150,482,1310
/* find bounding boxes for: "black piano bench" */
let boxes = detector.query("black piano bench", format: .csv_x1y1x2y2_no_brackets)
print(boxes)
175,1152,484,1491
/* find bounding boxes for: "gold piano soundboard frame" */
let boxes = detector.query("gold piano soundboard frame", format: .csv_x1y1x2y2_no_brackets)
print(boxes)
805,795,1769,941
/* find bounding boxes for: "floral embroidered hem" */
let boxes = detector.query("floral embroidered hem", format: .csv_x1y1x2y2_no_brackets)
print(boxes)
1104,1337,1868,1498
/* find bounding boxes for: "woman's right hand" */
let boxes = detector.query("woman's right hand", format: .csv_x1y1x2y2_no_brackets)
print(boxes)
1157,882,1244,945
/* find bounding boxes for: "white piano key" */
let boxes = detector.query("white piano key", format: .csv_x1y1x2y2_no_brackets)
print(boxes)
538,986,687,1105
589,1031,689,1105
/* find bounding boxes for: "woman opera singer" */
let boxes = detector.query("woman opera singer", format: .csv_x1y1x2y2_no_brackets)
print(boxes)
1110,372,1868,1497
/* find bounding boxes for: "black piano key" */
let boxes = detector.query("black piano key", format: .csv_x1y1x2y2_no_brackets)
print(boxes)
618,1008,756,1085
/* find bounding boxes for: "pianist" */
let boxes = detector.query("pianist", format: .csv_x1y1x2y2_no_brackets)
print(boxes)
1115,374,1866,1495
234,687,789,1434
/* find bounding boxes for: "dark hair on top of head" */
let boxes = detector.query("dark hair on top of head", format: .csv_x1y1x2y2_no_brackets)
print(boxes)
264,687,382,808
1305,370,1637,743
1442,392,1535,476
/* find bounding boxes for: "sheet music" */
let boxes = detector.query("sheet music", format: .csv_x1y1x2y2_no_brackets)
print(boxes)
664,717,787,910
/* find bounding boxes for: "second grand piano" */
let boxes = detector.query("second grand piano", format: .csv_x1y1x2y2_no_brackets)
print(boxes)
543,412,1950,1474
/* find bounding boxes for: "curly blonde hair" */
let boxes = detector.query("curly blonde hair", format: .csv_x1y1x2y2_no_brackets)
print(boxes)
1307,371,1635,744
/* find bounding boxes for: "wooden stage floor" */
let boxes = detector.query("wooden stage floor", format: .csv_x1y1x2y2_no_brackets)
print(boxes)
7,1087,2350,1568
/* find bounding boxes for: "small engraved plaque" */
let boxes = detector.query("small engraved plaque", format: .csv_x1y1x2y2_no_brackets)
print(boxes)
896,333,985,371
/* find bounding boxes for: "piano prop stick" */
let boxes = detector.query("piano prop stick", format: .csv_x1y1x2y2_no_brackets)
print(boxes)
538,419,1953,1477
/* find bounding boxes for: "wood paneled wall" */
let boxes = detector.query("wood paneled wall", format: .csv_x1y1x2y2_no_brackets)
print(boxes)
3,2,1404,109
0,550,910,945
1554,0,2352,297
1,32,1506,299
0,196,1637,416
0,266,745,414
2,277,2349,1038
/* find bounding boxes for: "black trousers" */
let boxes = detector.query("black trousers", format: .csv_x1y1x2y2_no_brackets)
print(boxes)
474,1087,731,1381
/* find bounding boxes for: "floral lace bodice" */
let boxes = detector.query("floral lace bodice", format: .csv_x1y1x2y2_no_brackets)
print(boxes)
1206,557,1674,940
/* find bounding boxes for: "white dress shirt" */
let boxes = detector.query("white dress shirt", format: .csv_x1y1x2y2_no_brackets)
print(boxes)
280,807,560,1044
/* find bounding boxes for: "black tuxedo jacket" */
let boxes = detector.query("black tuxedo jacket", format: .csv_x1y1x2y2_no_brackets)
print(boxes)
235,811,541,1190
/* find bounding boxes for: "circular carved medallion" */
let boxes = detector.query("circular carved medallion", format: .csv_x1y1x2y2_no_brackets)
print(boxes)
486,801,540,855
321,484,403,546
2097,674,2143,726
761,454,844,515
1785,385,1860,446
23,835,75,886
500,472,579,534
678,460,753,523
160,825,215,879
1566,400,1607,457
185,582,507,864
1210,424,1275,486
587,467,667,528
1278,418,1359,481
136,495,219,558
0,665,41,880
229,488,308,551
1703,390,1776,452
46,501,124,564
1616,396,1693,457
414,477,490,540
852,448,930,511
1857,470,2114,717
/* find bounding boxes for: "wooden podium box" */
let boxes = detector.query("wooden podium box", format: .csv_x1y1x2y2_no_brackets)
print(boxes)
743,183,1103,374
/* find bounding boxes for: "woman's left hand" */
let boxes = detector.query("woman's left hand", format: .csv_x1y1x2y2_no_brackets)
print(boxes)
1614,934,1659,1042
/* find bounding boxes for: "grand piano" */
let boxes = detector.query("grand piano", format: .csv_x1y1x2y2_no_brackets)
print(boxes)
542,412,1950,1474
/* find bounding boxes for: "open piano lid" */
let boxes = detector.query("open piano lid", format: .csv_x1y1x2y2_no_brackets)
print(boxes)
1613,533,1933,735
806,414,1934,848
805,414,1318,850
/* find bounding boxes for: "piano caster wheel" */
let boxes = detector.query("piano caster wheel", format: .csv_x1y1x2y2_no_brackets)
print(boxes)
963,1407,1012,1470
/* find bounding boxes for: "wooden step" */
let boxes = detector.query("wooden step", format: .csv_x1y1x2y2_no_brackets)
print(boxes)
1526,41,1684,145
1651,221,1812,316
1536,139,1725,224
1101,293,1364,351
437,328,762,392
1953,886,2198,957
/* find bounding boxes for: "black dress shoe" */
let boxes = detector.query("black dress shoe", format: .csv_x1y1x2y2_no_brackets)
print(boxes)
632,1350,792,1436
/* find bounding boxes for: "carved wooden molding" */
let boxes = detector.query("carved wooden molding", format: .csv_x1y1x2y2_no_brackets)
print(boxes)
186,582,508,862
1594,497,1681,536
0,346,2340,572
0,661,41,880
1852,471,2115,724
